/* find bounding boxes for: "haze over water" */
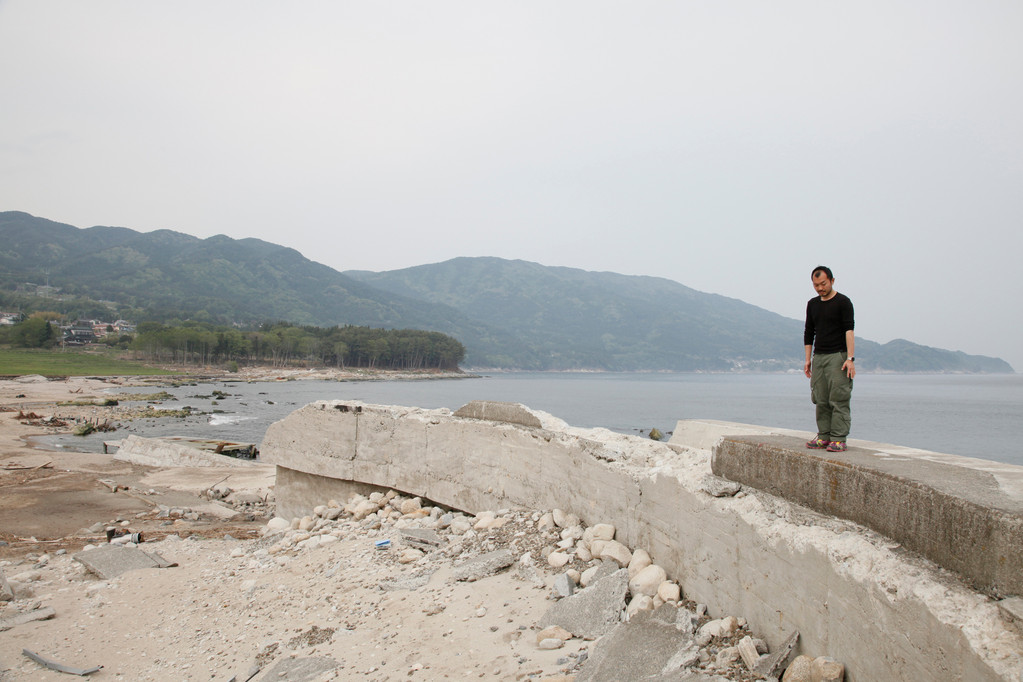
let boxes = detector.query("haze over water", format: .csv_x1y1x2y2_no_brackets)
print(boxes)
46,372,1023,468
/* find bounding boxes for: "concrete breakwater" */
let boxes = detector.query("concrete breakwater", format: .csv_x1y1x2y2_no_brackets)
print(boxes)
260,400,1023,681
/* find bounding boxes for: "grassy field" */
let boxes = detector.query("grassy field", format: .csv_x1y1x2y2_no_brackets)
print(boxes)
0,348,176,377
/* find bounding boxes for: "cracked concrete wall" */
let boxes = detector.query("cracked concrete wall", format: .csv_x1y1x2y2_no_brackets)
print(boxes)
260,400,1023,681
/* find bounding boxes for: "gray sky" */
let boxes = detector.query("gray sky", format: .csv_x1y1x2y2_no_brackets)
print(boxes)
2,1,1021,370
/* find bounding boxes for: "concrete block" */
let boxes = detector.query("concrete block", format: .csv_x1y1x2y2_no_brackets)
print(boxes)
453,400,544,428
72,545,175,580
712,435,1023,596
261,404,1023,681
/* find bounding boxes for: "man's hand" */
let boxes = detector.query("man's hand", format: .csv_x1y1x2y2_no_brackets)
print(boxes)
842,359,856,379
803,360,812,378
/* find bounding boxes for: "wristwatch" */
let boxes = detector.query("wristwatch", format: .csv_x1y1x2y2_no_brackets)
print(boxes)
849,357,855,361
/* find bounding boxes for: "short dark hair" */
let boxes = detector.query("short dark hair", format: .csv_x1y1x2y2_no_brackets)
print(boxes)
811,265,834,280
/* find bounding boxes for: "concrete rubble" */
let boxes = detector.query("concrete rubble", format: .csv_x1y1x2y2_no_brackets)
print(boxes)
0,484,845,680
243,489,837,681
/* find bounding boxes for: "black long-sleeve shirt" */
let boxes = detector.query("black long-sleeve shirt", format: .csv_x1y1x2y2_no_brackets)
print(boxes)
804,293,854,354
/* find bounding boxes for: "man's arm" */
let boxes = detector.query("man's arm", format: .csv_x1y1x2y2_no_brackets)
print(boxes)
842,330,856,378
803,300,815,378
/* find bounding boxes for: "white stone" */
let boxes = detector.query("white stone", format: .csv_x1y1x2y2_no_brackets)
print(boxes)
811,656,845,682
352,500,379,520
629,564,667,597
535,625,572,644
698,616,739,639
657,581,681,603
449,519,472,534
627,594,654,617
399,548,424,564
297,536,321,550
590,523,616,541
267,517,291,532
400,497,422,515
599,540,632,568
548,551,571,568
781,655,813,682
628,548,652,578
473,512,496,529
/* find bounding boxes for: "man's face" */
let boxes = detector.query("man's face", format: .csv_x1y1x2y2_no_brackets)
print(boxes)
812,272,834,298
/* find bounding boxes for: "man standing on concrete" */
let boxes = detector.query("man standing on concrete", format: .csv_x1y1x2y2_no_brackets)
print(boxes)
803,265,855,452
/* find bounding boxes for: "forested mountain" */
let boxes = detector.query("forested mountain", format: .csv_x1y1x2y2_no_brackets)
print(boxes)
0,211,520,361
1,211,1013,372
347,258,801,371
346,258,1013,372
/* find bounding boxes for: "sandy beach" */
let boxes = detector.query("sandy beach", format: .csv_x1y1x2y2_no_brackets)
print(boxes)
0,372,584,681
1,371,780,682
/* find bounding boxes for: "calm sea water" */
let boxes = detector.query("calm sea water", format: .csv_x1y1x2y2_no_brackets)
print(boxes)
44,372,1023,467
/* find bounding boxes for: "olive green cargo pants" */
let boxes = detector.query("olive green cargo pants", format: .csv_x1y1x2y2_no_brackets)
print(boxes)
810,351,853,442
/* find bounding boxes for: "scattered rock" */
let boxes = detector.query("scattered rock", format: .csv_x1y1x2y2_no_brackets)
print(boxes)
452,549,515,582
597,540,632,568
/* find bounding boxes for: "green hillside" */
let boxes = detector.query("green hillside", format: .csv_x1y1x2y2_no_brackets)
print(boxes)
0,211,518,361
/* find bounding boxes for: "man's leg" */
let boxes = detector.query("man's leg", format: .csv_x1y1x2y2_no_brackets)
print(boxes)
810,355,832,440
826,353,853,442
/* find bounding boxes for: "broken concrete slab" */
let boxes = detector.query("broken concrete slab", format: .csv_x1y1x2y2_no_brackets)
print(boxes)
755,631,799,678
0,607,56,631
380,571,436,592
453,400,543,429
537,568,629,640
72,545,177,580
576,606,698,681
451,549,514,582
400,528,444,549
257,655,338,681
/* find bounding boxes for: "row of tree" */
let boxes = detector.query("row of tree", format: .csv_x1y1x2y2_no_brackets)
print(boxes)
129,322,465,370
0,316,465,371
